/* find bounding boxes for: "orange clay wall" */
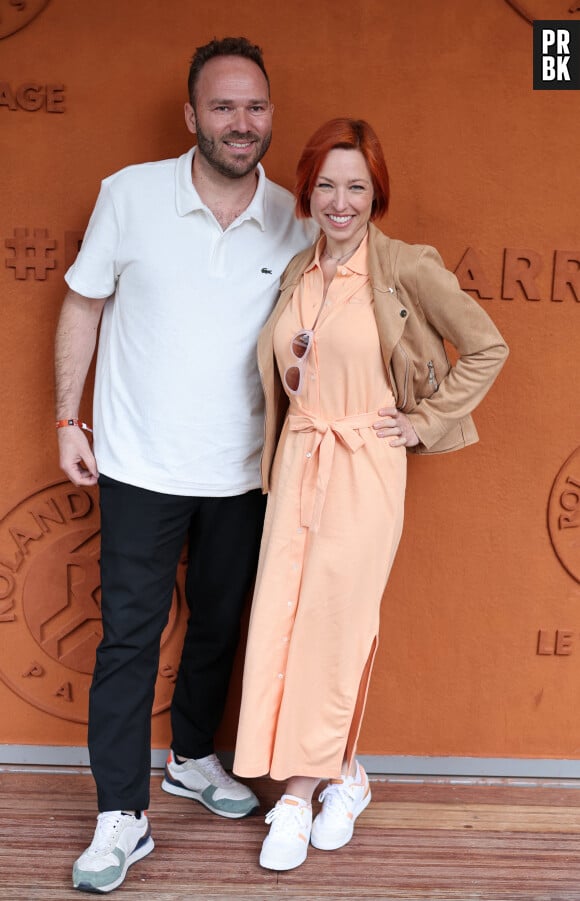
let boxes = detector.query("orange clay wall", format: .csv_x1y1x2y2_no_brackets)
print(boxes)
1,0,579,763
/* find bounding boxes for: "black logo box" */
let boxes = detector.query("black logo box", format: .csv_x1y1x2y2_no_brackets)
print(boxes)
533,20,580,90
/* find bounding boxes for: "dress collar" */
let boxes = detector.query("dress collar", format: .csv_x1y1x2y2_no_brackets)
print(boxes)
306,231,369,275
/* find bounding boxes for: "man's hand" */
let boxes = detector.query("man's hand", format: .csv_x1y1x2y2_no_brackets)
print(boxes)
58,427,99,486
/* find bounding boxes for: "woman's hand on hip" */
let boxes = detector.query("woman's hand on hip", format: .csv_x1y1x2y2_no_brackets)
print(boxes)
373,407,419,448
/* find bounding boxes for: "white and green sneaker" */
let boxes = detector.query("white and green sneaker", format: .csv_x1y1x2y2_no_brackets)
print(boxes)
73,810,154,893
161,750,259,818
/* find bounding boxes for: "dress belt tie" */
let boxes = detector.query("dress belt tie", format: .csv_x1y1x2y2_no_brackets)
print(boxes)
287,408,379,533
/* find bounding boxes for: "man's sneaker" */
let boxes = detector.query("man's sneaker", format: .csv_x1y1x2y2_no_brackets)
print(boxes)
259,795,313,871
310,761,371,851
72,810,154,893
161,750,259,819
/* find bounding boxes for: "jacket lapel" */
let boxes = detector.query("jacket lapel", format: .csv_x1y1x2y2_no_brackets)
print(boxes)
367,224,408,369
257,243,317,381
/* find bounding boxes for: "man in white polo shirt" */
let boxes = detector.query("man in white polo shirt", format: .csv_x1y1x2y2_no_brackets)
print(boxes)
54,36,315,894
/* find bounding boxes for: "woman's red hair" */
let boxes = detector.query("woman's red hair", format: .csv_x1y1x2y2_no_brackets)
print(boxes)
295,118,389,220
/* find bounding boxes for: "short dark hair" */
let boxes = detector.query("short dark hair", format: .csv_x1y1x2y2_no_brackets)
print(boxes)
188,37,270,105
295,118,390,220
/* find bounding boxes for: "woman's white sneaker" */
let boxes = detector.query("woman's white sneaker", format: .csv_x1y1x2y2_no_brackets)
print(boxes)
72,810,154,893
310,762,371,851
259,795,312,871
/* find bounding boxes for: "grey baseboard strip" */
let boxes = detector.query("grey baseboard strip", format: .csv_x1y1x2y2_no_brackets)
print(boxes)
1,745,580,780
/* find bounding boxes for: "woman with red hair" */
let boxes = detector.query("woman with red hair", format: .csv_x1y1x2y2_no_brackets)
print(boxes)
234,119,508,871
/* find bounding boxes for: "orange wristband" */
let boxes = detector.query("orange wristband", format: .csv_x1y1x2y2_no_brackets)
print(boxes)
55,418,93,433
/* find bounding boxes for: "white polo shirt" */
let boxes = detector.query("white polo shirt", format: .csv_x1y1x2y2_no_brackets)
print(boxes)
65,147,316,495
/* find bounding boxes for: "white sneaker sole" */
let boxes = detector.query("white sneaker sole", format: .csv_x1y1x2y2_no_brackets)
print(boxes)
73,834,154,894
259,841,309,871
310,786,372,851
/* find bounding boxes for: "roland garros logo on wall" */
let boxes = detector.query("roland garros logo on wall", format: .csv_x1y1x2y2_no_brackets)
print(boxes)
0,0,50,40
548,448,580,584
0,482,186,722
503,0,580,23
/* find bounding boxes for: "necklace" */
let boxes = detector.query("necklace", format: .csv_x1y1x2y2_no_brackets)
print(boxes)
322,234,366,265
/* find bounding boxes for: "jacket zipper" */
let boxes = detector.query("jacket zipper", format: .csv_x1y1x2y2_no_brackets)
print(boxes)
427,360,438,391
258,364,268,488
395,344,410,409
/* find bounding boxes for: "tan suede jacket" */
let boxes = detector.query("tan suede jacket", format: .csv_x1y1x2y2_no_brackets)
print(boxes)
258,223,508,490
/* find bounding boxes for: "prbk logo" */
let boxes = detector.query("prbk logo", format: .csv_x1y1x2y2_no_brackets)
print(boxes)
533,20,580,88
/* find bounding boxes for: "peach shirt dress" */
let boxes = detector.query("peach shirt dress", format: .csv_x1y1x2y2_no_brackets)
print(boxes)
234,235,407,781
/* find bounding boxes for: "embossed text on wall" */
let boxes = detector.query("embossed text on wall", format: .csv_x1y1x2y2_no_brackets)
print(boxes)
0,82,65,111
455,248,580,301
4,230,82,280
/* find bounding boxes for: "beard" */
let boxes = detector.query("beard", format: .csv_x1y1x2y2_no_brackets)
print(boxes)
194,122,272,179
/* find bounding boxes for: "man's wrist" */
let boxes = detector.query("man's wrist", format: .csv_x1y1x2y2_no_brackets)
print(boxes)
55,418,93,433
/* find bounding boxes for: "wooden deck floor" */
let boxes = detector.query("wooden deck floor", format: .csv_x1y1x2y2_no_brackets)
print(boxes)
2,769,580,900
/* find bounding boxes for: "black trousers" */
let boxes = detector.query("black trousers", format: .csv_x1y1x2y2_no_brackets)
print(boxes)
88,474,266,812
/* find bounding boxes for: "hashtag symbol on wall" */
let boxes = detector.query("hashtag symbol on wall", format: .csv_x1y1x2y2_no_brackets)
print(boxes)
5,228,57,280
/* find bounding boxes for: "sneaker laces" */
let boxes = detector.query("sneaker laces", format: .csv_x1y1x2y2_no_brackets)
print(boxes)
318,777,357,813
264,799,309,836
195,753,239,789
87,812,129,855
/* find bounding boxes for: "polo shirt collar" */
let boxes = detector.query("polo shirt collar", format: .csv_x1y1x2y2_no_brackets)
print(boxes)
175,146,267,230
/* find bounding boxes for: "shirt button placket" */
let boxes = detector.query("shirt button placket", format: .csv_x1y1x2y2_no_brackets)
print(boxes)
276,510,307,684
